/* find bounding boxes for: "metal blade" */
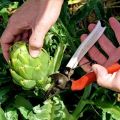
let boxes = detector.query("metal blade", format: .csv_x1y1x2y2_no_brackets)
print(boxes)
66,21,106,69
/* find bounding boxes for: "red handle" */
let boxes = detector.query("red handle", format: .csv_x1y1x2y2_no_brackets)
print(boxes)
71,63,120,91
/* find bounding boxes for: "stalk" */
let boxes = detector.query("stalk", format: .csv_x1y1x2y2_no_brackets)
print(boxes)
72,86,92,119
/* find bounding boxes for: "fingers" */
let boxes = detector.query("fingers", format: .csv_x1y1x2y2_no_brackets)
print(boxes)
14,31,29,43
0,23,28,61
87,41,107,65
88,24,116,56
79,57,91,72
14,35,21,42
92,64,120,92
29,0,63,58
79,20,119,70
29,15,53,57
80,26,107,65
79,33,107,72
111,70,120,92
22,31,29,41
109,17,120,44
92,64,112,88
101,17,120,66
105,47,120,67
1,26,17,61
29,32,43,57
29,23,47,57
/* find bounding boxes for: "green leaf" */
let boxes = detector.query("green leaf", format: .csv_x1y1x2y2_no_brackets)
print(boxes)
53,43,66,72
102,111,107,120
0,107,7,120
28,101,52,120
5,107,18,120
94,0,105,19
72,86,92,119
28,96,73,120
51,96,73,120
14,95,33,119
0,86,11,104
70,0,99,21
81,100,120,120
0,2,18,27
69,0,100,36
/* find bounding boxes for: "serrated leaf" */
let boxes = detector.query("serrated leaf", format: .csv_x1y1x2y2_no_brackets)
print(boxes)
5,107,18,120
0,107,7,120
28,96,73,120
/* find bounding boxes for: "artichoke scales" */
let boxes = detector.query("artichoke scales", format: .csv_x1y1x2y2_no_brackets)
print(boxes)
9,41,53,91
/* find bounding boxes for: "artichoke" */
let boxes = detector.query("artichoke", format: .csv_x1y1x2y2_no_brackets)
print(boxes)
9,41,53,91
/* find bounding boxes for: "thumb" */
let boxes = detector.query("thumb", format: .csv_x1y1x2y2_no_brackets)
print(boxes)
92,64,112,88
29,28,45,58
92,64,108,79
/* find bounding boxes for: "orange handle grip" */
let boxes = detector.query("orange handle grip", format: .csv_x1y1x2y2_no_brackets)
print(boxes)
71,63,120,91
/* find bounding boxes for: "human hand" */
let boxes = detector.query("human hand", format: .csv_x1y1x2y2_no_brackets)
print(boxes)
0,0,63,61
79,17,120,92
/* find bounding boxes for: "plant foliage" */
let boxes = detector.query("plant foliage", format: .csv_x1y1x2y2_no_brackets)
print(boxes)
0,0,120,120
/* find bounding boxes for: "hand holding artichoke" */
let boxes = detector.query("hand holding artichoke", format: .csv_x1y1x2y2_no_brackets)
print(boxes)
9,41,53,91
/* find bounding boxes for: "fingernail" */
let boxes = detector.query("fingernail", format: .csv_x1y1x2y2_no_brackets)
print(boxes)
109,17,116,24
109,17,115,22
30,50,40,58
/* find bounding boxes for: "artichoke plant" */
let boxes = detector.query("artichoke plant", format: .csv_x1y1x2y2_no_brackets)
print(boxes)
9,41,53,91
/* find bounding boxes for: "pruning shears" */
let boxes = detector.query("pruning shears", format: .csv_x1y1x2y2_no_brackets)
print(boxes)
49,20,120,94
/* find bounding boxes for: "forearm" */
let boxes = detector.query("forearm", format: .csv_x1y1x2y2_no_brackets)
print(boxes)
38,0,64,24
39,0,64,11
34,0,64,37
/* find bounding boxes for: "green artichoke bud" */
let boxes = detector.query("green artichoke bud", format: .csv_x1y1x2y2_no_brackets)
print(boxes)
9,41,53,91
